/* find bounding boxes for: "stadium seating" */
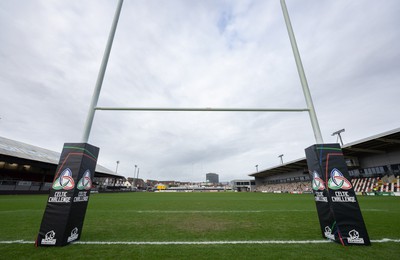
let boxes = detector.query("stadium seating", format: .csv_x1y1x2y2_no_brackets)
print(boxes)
256,175,399,193
256,181,311,193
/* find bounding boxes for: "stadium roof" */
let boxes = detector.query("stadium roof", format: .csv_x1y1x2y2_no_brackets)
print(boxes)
0,136,121,178
249,127,400,178
341,127,400,156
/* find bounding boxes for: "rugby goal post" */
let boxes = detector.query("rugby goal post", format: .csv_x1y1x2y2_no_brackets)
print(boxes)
37,0,369,247
81,0,324,145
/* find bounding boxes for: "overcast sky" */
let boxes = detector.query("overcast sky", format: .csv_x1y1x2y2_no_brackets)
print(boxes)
1,0,399,182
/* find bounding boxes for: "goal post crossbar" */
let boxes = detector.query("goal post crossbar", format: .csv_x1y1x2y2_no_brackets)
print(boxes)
94,107,309,112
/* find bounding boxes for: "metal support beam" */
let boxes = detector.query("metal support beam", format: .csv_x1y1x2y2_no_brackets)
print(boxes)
345,147,385,154
280,0,324,144
376,138,400,144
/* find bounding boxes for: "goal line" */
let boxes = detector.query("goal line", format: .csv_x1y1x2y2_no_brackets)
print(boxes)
2,238,399,245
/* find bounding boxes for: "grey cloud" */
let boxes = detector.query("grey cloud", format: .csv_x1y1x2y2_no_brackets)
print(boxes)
1,0,399,181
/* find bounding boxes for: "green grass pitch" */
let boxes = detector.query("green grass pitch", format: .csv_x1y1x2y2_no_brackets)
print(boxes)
0,192,399,259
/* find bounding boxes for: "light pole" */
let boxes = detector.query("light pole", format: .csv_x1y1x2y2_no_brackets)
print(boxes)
115,160,120,174
332,129,345,146
136,168,140,189
278,154,284,164
133,165,137,189
255,165,259,172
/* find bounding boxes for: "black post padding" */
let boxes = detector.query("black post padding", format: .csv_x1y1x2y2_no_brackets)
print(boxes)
305,143,370,246
36,143,99,246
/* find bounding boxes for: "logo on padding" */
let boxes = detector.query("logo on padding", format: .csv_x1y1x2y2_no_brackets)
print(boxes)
312,171,325,190
77,170,92,190
347,229,365,244
41,230,56,245
328,168,352,190
324,226,335,240
52,168,75,190
67,227,79,242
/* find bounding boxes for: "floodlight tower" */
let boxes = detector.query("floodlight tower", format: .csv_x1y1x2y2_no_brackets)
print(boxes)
332,129,345,146
133,164,137,187
136,168,140,187
278,154,284,164
115,160,120,174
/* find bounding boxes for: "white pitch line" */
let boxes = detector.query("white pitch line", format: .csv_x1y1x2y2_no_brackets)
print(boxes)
75,240,333,245
0,209,388,215
1,239,399,245
130,209,387,213
135,210,314,213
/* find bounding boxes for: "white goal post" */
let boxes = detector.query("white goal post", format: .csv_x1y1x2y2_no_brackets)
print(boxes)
82,0,324,144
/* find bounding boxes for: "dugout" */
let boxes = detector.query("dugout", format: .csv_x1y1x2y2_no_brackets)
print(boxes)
0,136,124,194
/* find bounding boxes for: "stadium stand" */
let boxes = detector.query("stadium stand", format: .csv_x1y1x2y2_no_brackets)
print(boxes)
250,128,400,195
256,181,310,193
255,175,399,194
0,136,124,194
2,128,400,195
